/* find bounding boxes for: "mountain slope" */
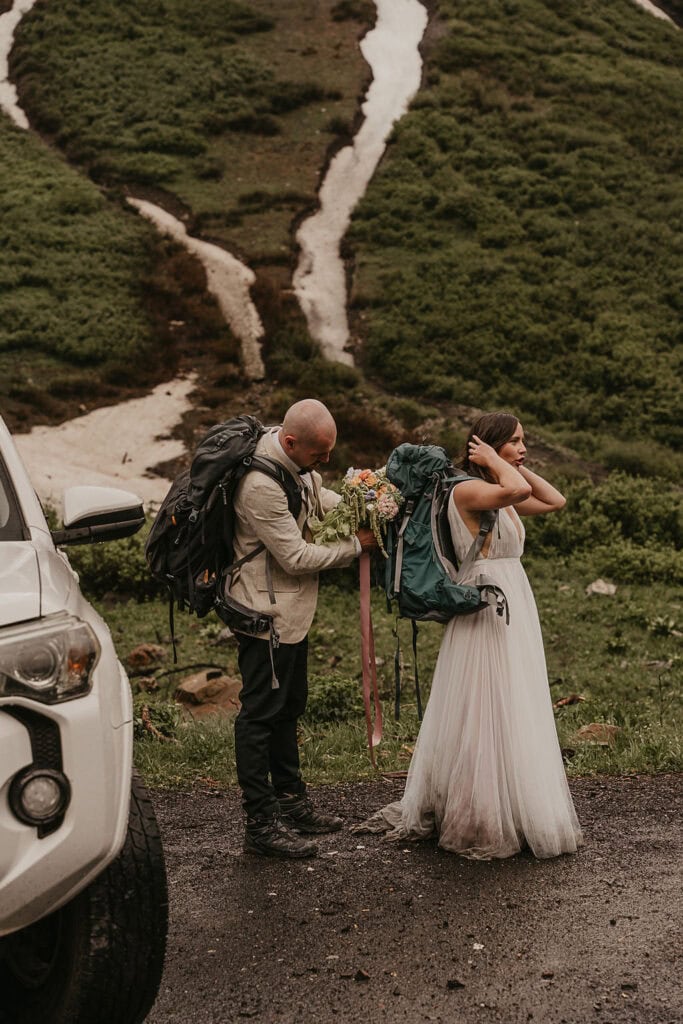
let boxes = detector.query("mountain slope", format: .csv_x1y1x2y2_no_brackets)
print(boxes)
348,0,682,470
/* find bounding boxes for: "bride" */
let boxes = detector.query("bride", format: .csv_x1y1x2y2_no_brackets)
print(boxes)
357,412,583,860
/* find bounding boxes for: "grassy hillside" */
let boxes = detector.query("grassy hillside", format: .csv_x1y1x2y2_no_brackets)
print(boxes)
11,0,372,266
348,0,683,470
0,114,245,429
0,119,160,427
5,0,373,428
9,0,681,473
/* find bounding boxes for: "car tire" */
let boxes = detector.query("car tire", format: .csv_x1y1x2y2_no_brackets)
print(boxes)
0,772,168,1024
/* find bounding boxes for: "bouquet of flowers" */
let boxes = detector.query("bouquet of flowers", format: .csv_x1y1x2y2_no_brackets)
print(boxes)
310,467,403,556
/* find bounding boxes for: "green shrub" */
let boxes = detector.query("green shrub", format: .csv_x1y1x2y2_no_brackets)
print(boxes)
570,540,683,585
65,528,161,601
526,471,682,553
305,675,363,724
192,154,226,181
600,439,682,482
133,696,181,741
524,470,683,583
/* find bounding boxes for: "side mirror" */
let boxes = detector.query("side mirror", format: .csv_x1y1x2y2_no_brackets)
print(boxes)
51,486,145,546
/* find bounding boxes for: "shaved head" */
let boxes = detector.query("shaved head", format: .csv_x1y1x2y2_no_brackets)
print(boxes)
282,399,336,442
279,399,337,471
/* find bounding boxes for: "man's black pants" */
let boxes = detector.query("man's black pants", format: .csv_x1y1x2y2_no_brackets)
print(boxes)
235,635,308,820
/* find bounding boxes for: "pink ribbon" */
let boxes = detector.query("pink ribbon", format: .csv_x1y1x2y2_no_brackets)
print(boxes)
359,551,382,765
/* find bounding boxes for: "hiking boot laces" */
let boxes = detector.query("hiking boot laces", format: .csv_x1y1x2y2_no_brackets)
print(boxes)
244,814,318,858
277,793,343,835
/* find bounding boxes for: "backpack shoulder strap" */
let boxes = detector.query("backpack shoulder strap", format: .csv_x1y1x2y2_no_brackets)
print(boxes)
235,455,304,607
445,474,499,583
247,455,304,519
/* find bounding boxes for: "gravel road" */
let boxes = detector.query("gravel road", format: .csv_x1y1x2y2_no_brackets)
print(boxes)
147,775,682,1024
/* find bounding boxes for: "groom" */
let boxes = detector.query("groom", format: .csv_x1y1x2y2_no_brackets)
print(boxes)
229,399,376,858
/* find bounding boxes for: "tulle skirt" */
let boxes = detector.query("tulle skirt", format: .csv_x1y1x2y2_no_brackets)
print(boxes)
360,557,582,860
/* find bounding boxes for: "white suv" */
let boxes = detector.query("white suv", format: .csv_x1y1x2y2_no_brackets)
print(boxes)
0,416,167,1024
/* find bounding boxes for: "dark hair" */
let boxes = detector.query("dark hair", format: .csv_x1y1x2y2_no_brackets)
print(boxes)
460,411,520,482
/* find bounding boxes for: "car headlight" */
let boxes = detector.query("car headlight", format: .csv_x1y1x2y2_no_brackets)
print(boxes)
0,614,100,704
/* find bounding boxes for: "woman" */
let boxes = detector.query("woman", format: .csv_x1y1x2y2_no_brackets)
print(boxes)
357,412,582,859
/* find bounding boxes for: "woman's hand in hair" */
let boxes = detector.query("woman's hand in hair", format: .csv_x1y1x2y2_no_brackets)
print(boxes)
467,435,500,470
458,435,532,513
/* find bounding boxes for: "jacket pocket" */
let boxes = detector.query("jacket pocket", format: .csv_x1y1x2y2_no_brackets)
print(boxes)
255,559,300,594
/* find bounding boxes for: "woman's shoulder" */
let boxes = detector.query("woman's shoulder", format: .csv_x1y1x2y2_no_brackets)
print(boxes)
449,485,478,529
452,477,488,511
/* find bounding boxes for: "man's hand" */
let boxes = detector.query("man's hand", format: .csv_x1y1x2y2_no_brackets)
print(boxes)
356,527,378,552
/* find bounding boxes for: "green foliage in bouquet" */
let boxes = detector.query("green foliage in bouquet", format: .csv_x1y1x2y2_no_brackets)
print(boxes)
309,467,403,556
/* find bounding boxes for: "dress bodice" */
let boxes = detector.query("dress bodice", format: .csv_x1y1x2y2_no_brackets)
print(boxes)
447,492,525,564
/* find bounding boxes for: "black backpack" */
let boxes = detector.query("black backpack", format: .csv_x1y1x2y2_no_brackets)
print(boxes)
145,415,302,664
384,443,509,718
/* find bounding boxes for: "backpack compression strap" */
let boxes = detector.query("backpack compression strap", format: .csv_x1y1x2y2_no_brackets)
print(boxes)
392,499,414,596
453,507,498,583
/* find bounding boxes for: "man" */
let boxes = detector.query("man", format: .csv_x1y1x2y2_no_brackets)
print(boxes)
229,399,376,858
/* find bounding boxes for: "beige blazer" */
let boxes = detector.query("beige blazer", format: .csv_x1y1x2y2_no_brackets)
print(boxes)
229,429,358,643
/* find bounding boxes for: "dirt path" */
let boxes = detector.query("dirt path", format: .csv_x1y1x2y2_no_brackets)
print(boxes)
147,775,682,1024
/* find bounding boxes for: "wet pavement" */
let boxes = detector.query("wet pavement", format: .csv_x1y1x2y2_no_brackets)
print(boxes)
148,775,682,1024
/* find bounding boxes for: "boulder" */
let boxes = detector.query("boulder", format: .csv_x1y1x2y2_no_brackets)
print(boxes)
585,578,617,597
574,723,621,747
175,669,242,720
126,643,167,674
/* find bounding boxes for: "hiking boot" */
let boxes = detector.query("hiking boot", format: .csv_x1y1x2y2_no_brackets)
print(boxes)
277,793,343,835
244,815,318,858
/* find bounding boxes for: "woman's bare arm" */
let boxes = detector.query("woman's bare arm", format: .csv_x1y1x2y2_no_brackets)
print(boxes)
513,466,566,516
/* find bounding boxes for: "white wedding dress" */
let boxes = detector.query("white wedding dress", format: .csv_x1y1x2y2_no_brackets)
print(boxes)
359,496,583,860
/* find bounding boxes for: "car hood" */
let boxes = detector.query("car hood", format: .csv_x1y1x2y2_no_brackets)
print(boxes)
0,544,42,627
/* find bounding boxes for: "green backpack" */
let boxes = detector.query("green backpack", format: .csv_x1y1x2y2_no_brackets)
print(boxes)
384,443,509,718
